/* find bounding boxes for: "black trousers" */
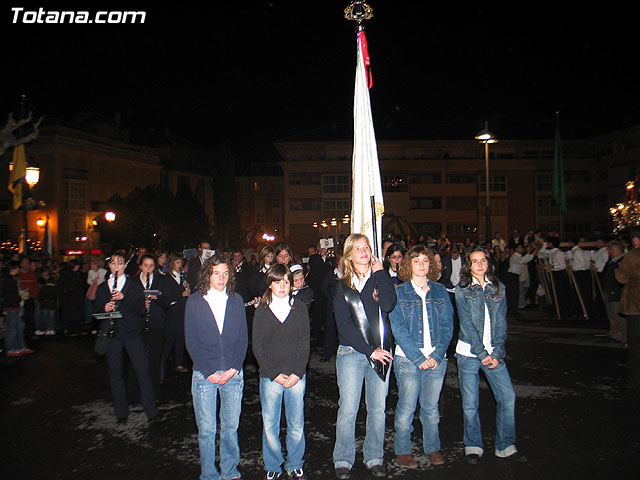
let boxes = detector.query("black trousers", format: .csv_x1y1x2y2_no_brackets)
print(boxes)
506,272,520,314
106,334,157,420
627,315,640,390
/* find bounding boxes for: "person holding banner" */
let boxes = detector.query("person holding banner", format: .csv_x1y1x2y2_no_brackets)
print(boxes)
332,234,397,479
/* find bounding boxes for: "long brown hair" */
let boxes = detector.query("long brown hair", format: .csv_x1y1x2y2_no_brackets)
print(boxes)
459,246,500,293
195,255,235,296
398,245,440,283
260,263,294,306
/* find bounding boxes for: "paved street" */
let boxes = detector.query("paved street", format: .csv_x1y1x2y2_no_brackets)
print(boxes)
2,312,639,480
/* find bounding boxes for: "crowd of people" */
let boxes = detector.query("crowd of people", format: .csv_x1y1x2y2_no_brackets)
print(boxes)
2,227,639,480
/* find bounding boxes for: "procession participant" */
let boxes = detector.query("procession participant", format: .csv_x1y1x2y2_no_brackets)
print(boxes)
332,234,397,479
390,245,453,469
253,264,310,480
185,255,248,480
94,253,159,424
455,247,527,464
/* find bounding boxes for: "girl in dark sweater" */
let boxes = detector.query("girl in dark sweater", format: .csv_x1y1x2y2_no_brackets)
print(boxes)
253,264,310,480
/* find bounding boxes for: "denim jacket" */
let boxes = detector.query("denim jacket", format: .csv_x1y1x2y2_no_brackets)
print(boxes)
454,280,507,361
389,280,453,366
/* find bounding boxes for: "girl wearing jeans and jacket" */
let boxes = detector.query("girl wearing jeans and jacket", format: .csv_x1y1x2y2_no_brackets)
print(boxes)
253,264,310,480
454,246,527,464
185,255,248,480
389,245,453,469
332,234,397,479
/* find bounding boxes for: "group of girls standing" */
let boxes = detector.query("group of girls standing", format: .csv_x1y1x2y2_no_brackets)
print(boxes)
331,237,526,479
180,235,525,480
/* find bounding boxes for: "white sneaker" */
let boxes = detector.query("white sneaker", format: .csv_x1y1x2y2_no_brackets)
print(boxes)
45,330,56,336
35,330,46,336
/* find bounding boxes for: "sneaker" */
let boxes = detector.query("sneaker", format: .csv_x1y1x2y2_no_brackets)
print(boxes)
288,468,307,479
45,330,56,336
35,330,46,336
19,348,34,355
265,472,282,480
335,468,350,480
6,349,22,357
368,465,386,478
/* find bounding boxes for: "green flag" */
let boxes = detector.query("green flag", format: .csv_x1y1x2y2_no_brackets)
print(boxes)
553,113,566,213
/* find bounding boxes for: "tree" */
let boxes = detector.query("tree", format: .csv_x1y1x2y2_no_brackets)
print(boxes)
95,184,213,252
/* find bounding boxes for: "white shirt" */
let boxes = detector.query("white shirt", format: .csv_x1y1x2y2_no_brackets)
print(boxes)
203,288,228,334
456,276,494,358
170,270,182,284
508,252,534,275
139,272,154,289
592,247,609,273
570,246,590,272
269,294,292,323
87,268,107,286
107,273,127,293
550,248,567,271
395,280,435,359
450,256,462,289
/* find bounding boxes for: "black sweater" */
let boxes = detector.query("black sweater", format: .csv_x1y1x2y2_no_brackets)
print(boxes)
252,297,310,381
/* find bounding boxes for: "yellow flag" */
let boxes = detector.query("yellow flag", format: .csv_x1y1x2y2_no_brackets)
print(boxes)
9,144,26,210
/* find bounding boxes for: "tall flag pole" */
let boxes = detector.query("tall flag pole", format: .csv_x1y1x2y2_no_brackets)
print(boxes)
346,2,384,258
553,111,567,213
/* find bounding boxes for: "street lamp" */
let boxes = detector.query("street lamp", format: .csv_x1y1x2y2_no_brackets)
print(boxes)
475,122,498,242
104,211,116,222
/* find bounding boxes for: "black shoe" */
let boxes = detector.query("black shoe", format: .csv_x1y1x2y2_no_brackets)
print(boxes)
335,467,350,479
368,464,386,477
500,451,528,463
466,453,480,464
116,416,128,425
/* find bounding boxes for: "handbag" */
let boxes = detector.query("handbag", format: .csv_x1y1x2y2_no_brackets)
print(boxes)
86,279,99,301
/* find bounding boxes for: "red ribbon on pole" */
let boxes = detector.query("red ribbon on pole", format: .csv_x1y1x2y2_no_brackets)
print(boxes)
358,30,373,88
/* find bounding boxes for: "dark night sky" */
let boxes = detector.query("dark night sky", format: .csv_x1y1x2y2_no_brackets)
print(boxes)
3,3,638,162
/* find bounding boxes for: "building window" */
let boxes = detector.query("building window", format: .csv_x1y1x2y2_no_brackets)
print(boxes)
410,197,442,209
564,222,592,235
272,213,281,224
536,172,552,192
480,197,507,216
382,175,408,192
446,173,476,184
408,173,441,184
290,173,321,185
323,198,350,219
446,224,478,235
272,196,281,208
565,171,591,183
413,222,442,236
64,180,87,211
256,212,265,224
536,196,561,217
445,196,477,210
67,214,86,242
479,174,507,192
289,198,321,211
322,175,350,194
567,195,592,210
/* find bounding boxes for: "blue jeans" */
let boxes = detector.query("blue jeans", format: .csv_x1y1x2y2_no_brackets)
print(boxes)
333,345,390,469
260,375,306,473
4,309,25,352
192,369,244,480
393,355,447,455
456,354,517,457
37,309,56,331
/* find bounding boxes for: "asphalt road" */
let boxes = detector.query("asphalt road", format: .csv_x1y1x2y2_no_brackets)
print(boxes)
2,313,638,480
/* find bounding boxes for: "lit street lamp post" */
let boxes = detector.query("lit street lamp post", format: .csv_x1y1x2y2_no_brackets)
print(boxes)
475,122,498,242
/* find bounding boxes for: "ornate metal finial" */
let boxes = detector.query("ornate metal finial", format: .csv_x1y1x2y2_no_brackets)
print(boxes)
344,1,374,23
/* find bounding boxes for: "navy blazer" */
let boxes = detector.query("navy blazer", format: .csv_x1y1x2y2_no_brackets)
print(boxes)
185,291,248,378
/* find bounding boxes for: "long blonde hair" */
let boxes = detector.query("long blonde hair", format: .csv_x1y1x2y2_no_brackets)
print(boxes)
341,233,371,290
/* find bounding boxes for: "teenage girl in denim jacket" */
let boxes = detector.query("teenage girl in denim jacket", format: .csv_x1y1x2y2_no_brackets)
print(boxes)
454,246,527,464
389,245,453,469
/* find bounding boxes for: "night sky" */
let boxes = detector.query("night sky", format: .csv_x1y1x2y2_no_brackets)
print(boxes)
3,3,637,163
